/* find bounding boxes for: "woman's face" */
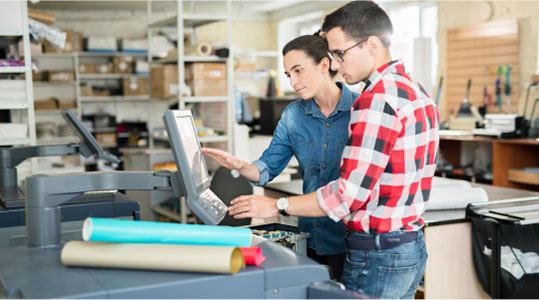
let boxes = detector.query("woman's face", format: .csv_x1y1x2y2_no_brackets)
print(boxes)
283,49,328,100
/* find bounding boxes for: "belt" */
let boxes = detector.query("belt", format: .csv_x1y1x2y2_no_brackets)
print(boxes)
345,231,419,250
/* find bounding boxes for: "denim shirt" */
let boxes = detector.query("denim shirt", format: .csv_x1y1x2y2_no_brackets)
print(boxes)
252,82,360,255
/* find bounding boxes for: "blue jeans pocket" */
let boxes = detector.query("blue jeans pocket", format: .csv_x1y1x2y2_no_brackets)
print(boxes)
341,253,366,292
376,263,419,298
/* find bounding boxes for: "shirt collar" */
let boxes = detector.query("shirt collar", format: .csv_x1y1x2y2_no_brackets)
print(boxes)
363,59,404,92
304,82,354,117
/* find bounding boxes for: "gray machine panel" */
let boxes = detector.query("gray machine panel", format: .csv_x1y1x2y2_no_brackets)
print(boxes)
0,236,330,299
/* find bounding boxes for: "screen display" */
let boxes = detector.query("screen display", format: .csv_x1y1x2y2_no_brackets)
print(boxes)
174,115,209,188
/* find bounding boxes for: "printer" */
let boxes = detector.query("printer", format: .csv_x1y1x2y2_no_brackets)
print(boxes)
472,114,528,138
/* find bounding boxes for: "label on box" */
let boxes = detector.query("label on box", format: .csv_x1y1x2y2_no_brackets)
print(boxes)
169,84,179,96
208,70,223,78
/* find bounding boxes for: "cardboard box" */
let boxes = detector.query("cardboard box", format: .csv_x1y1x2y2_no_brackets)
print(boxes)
48,70,74,82
134,60,149,74
79,62,95,74
123,77,148,96
121,38,148,53
91,89,111,97
187,79,227,96
113,56,134,74
81,85,92,97
95,62,113,74
150,65,178,99
87,36,117,52
184,63,226,81
34,99,58,110
43,30,83,53
95,132,117,147
184,63,227,96
57,99,77,109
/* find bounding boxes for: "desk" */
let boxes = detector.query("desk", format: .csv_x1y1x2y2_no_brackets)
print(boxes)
440,135,539,190
263,179,539,299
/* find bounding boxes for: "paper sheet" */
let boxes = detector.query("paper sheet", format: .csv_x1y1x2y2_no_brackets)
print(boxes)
426,187,488,210
83,218,252,247
61,241,244,274
432,176,472,189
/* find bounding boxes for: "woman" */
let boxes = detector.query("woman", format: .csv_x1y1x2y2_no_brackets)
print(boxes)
203,34,359,281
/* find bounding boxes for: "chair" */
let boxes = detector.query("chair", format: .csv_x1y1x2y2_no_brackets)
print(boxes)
210,166,253,226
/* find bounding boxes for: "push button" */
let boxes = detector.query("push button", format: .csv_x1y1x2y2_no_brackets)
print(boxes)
325,123,330,128
323,144,327,148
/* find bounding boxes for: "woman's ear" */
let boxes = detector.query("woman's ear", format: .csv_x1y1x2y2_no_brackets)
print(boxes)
320,56,330,74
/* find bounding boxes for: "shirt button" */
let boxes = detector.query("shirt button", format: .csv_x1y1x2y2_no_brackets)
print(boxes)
316,223,321,228
323,144,327,148
325,123,330,128
322,165,326,169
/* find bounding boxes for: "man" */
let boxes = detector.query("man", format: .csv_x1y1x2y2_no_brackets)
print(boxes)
229,1,439,298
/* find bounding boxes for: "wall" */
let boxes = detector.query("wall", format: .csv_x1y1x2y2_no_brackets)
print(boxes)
436,0,539,120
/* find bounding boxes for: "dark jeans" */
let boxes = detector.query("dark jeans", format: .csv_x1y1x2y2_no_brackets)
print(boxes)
307,248,346,281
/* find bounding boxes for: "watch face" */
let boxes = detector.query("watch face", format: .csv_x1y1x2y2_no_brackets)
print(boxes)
277,197,288,210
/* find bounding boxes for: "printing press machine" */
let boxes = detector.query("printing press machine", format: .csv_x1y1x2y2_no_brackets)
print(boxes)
0,110,365,299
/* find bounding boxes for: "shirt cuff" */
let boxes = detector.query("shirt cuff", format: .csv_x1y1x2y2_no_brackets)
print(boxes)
316,180,351,222
249,160,269,186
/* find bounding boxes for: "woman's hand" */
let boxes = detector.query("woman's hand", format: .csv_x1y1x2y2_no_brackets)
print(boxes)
228,194,279,219
202,147,244,170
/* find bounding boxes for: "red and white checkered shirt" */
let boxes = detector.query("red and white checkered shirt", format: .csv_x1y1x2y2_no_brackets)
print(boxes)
316,60,440,234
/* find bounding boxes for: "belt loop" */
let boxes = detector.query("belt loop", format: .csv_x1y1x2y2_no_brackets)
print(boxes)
375,234,381,251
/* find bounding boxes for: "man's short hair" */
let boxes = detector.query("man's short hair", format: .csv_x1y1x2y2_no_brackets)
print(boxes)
322,0,393,48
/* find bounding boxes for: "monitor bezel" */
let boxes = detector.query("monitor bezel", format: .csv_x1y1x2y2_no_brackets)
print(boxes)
163,110,211,195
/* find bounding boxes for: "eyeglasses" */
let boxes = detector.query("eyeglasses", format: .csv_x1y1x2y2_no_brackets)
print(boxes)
327,37,369,63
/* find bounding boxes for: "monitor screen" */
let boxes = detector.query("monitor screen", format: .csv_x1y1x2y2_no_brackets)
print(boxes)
172,113,210,189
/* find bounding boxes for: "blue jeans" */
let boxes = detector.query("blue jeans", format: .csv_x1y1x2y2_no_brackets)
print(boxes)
340,230,427,299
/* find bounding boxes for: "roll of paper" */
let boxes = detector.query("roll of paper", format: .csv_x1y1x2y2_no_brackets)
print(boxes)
83,218,252,247
184,42,212,56
61,241,244,274
239,247,266,266
426,187,488,210
432,176,472,189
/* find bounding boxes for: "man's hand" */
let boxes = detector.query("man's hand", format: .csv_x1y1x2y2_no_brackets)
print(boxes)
202,147,244,170
229,194,279,219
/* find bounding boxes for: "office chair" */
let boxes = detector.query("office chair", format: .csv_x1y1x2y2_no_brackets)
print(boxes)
210,166,253,226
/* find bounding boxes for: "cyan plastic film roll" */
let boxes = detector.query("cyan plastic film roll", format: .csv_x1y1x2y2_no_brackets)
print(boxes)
83,218,252,247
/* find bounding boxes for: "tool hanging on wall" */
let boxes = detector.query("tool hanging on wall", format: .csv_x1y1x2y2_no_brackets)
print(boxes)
505,64,512,113
496,65,504,111
481,85,493,116
435,76,443,106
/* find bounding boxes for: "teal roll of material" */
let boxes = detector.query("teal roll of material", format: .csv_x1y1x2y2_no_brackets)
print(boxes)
82,218,252,247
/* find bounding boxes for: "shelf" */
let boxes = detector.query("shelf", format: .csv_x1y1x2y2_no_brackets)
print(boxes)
79,74,148,80
0,30,23,36
0,100,27,109
199,135,228,143
0,137,30,146
0,66,26,73
33,81,77,87
77,51,147,57
152,55,226,64
183,96,229,103
37,136,79,145
149,13,226,28
80,95,150,102
35,109,74,115
32,53,75,58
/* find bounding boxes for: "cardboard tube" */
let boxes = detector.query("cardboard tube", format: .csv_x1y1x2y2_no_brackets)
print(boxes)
61,241,244,274
184,42,212,56
83,218,252,247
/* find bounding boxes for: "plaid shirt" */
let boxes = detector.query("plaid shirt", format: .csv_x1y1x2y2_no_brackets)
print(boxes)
316,60,440,234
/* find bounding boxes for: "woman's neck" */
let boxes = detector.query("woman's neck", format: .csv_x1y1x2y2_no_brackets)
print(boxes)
313,80,342,118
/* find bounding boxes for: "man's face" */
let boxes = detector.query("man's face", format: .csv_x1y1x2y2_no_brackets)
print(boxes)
326,27,373,84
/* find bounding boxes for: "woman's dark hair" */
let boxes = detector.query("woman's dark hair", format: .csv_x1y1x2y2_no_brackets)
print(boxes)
322,0,393,48
282,34,337,77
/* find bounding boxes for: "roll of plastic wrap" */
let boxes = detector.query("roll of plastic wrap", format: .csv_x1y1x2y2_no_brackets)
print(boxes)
184,42,212,56
83,218,252,247
426,187,488,210
61,241,244,274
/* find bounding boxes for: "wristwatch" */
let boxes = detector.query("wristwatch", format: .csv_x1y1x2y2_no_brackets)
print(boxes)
276,197,289,216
